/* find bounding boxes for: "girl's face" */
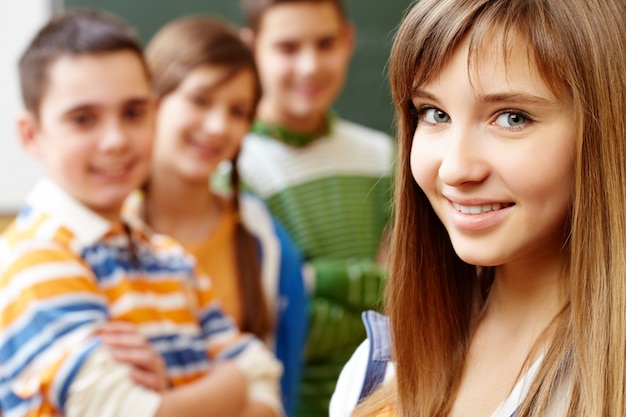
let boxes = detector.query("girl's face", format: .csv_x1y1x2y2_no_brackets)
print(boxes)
410,36,576,268
154,65,257,182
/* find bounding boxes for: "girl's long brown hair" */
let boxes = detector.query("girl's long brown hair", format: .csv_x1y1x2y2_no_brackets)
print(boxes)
356,0,626,415
146,16,271,339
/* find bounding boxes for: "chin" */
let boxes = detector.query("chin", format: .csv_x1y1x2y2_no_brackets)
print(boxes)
451,246,503,267
290,101,330,118
96,190,131,210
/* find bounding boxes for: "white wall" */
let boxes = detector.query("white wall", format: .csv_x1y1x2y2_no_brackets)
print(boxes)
0,2,53,213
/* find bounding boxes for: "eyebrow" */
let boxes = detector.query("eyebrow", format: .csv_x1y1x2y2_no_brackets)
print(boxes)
273,27,343,44
480,93,556,106
411,88,557,107
411,89,437,102
62,97,151,116
187,80,227,94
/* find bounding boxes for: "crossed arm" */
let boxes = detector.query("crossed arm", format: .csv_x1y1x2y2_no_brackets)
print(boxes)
70,321,282,417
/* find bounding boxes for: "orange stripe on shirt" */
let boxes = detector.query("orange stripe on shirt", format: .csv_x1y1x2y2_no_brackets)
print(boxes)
170,370,208,387
0,276,100,328
2,215,49,246
113,307,197,324
1,248,90,284
103,277,188,301
23,402,58,417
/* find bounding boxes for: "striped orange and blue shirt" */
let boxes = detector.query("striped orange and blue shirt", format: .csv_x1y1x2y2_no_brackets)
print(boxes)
0,179,253,417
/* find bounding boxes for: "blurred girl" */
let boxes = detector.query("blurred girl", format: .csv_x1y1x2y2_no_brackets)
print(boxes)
124,15,308,416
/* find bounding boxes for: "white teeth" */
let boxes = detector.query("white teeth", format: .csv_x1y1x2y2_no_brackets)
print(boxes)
453,202,504,214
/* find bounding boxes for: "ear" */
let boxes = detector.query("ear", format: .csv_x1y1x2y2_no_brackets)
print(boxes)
16,112,43,158
239,27,255,49
344,22,356,58
151,93,161,113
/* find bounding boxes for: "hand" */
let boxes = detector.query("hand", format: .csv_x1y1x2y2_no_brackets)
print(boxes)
232,341,283,383
99,321,170,392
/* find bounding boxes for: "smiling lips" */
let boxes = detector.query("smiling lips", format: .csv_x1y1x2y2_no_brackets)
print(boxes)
188,137,223,159
91,161,134,178
452,201,514,215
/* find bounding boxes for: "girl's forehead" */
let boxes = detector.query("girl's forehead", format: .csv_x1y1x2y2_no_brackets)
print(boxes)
412,28,564,98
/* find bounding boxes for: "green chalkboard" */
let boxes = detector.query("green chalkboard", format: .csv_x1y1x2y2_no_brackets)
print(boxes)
63,0,412,135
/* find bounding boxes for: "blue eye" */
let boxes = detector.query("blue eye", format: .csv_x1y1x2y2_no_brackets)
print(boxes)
494,112,527,128
423,108,450,124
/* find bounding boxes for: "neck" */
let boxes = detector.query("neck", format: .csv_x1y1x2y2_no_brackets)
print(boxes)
144,168,222,243
484,250,568,337
256,99,327,134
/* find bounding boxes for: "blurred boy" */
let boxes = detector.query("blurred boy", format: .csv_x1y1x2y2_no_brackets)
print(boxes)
0,9,281,417
239,1,394,416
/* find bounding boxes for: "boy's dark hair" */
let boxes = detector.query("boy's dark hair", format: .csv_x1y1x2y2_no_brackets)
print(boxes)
241,0,346,32
19,9,147,118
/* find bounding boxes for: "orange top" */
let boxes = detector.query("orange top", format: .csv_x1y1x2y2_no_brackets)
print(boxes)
184,201,242,326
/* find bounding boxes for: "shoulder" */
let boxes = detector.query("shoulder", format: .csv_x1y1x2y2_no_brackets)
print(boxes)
0,239,89,288
327,119,395,171
330,311,395,417
334,119,393,147
239,193,277,239
330,339,372,417
239,191,302,267
239,193,294,244
0,212,87,281
240,192,272,217
333,119,394,156
240,194,301,257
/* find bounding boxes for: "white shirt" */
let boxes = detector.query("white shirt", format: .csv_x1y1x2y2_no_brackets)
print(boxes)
329,339,551,417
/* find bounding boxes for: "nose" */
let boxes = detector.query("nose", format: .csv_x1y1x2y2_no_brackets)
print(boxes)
202,108,228,136
437,125,489,186
100,120,129,152
296,47,321,75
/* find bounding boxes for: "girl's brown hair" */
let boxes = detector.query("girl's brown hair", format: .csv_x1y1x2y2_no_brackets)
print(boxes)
356,0,626,415
146,16,270,339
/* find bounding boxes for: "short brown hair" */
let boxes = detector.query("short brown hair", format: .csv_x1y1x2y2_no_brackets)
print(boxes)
241,0,346,32
19,9,146,118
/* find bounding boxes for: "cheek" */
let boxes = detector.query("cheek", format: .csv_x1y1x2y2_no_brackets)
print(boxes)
230,123,250,147
258,56,289,82
409,138,438,193
222,123,247,157
499,136,575,208
528,159,574,213
136,113,156,147
157,101,190,132
327,50,350,74
132,128,154,162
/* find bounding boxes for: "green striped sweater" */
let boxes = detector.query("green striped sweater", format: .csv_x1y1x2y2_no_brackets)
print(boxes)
239,118,394,417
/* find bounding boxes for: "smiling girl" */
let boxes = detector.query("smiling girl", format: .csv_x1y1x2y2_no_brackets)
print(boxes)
122,15,308,416
330,0,626,416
